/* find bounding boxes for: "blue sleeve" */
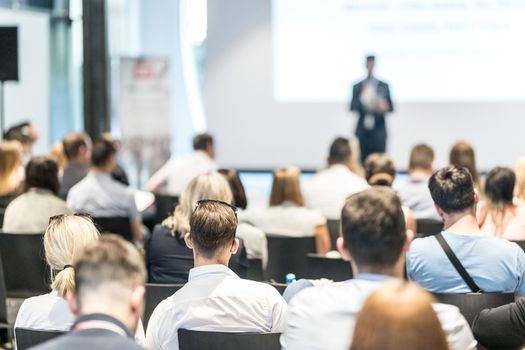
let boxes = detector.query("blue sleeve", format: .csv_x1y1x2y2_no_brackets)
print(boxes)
514,244,525,297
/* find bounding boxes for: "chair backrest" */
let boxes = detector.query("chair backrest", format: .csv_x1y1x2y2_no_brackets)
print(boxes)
154,194,179,224
143,283,184,329
266,235,316,282
326,219,340,251
512,240,525,253
433,292,514,325
415,219,443,238
92,217,133,242
0,256,8,325
178,329,281,350
0,232,50,298
0,208,5,229
306,254,353,281
247,258,264,281
15,328,65,350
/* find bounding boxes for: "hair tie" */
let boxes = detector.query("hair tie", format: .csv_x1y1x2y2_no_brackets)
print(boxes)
62,265,74,271
369,173,394,186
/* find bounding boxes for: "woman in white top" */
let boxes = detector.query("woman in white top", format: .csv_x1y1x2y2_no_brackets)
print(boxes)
14,214,145,344
247,167,331,255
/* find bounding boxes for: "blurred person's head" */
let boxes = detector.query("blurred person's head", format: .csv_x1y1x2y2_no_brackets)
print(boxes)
449,141,479,186
515,157,525,201
91,137,117,173
484,167,515,208
163,172,233,237
338,187,408,276
62,132,91,164
409,144,434,175
50,141,68,172
185,200,239,265
25,156,60,195
4,121,38,154
364,153,396,187
350,281,448,350
328,137,352,167
366,55,375,77
193,133,215,159
101,132,122,152
269,166,304,207
0,140,23,195
68,235,146,334
45,214,100,298
429,166,477,223
218,168,248,210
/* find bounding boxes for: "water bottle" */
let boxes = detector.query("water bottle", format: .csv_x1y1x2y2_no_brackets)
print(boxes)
286,273,296,285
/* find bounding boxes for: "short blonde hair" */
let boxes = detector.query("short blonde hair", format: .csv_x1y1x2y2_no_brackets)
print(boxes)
163,172,233,236
0,140,23,195
44,215,100,298
269,166,304,207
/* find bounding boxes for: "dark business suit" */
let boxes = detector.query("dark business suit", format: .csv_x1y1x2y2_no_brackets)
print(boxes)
29,314,144,350
350,78,393,163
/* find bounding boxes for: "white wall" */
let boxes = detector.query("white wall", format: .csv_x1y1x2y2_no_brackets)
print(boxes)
204,0,525,171
0,8,50,154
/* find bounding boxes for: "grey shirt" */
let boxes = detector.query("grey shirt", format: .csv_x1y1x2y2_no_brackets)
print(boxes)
398,175,441,220
60,163,89,199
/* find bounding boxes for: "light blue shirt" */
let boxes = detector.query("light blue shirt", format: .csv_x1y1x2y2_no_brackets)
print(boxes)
407,231,525,295
398,175,442,221
67,172,140,220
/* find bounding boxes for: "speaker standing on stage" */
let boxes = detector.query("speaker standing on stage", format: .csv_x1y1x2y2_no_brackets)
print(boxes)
350,55,393,163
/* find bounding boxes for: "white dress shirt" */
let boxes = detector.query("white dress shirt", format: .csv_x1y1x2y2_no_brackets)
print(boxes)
148,151,217,195
281,274,476,350
303,164,369,220
237,222,268,268
14,291,146,345
146,264,287,350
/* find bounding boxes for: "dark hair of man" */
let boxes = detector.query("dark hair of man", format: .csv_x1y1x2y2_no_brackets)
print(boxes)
91,137,116,168
328,137,351,166
428,165,475,214
409,144,434,170
63,133,89,160
366,55,375,62
4,121,33,143
189,201,238,259
25,156,60,195
485,167,515,206
341,187,406,270
192,134,213,151
218,168,248,210
364,153,396,186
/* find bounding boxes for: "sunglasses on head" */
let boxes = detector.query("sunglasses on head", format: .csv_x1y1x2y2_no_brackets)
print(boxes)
194,199,238,217
49,212,92,224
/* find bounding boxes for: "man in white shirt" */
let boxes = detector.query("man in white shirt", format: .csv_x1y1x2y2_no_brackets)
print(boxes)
282,187,476,350
148,134,217,195
146,200,287,350
303,137,369,220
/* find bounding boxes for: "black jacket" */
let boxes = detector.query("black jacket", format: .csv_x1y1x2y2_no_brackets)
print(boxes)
350,79,393,137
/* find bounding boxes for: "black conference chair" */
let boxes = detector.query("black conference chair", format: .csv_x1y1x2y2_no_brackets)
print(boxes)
15,328,65,350
92,217,133,242
433,292,514,326
512,240,525,253
0,256,11,344
0,232,50,298
247,258,264,281
326,219,340,251
143,283,184,329
265,235,316,282
154,194,179,224
306,254,353,281
415,218,443,238
178,329,281,350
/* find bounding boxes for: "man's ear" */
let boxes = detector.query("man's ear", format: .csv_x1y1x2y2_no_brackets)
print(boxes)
403,229,414,253
336,237,352,262
130,285,145,316
66,291,79,316
184,232,194,250
435,205,445,220
230,238,240,255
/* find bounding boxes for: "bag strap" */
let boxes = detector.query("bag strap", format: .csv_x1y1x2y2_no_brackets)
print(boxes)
434,233,483,293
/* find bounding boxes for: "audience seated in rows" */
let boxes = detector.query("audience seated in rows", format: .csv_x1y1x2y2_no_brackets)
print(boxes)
478,167,525,239
60,132,91,199
450,141,481,190
29,235,146,350
3,157,72,233
398,143,441,221
67,137,143,243
303,137,369,220
146,200,287,350
363,153,417,233
146,172,248,284
244,166,331,255
350,281,449,350
3,121,38,165
407,166,525,295
219,168,268,267
148,133,217,195
281,187,475,350
0,140,24,212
